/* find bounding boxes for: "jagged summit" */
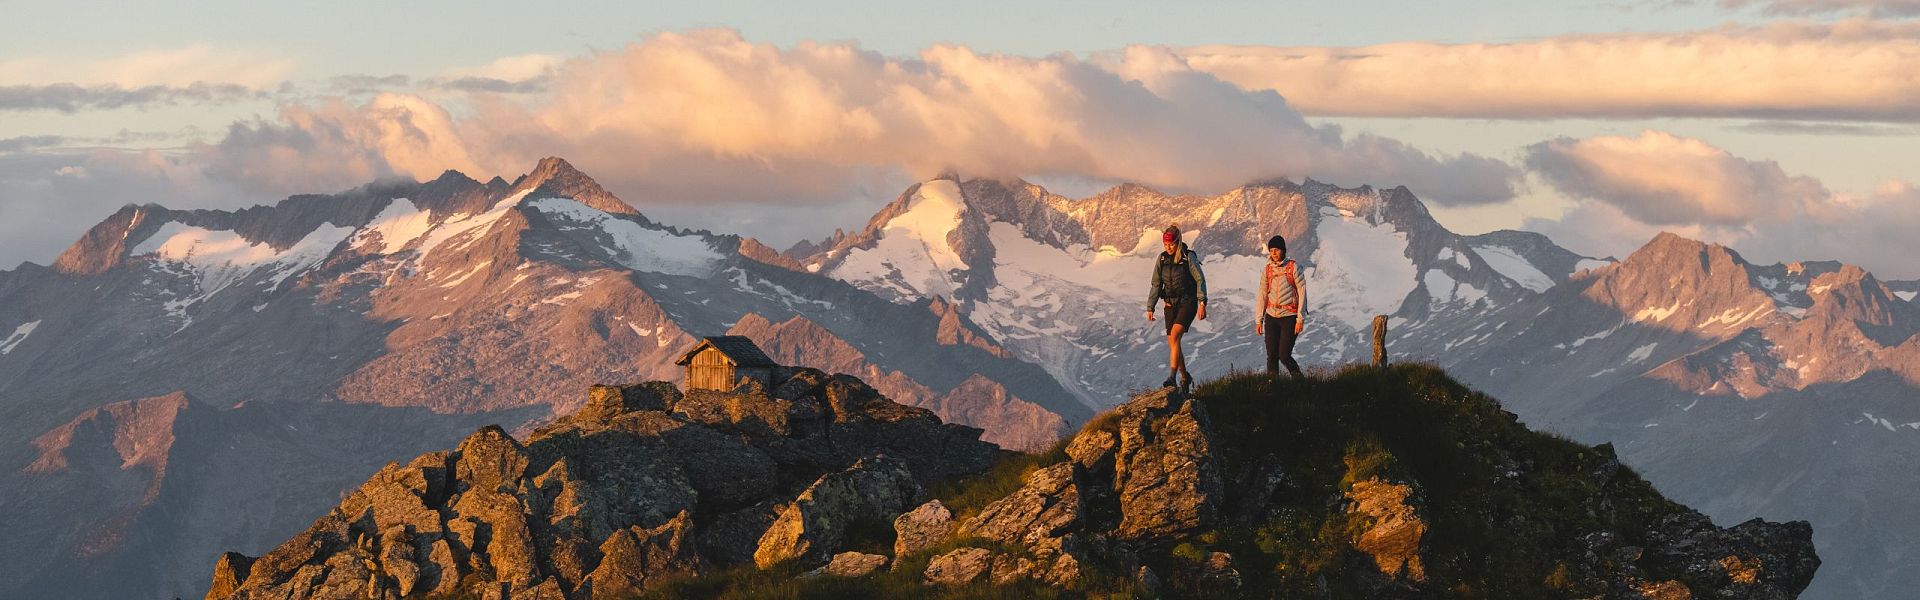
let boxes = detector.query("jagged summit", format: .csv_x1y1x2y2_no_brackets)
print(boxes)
509,156,640,217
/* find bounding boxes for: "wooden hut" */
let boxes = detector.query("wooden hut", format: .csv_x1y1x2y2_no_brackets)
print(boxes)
674,336,779,391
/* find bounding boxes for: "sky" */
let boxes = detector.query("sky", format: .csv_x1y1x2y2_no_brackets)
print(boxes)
3,0,1918,277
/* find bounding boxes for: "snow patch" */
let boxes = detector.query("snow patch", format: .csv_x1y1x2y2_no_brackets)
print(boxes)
530,197,723,277
828,179,968,300
1308,213,1417,329
437,259,492,289
539,291,584,306
417,189,530,263
1571,320,1624,348
1471,245,1554,293
132,222,354,304
1701,303,1772,328
1627,342,1658,363
1896,291,1916,302
1863,412,1898,432
1,320,41,354
352,198,434,254
1632,301,1682,323
1423,270,1457,304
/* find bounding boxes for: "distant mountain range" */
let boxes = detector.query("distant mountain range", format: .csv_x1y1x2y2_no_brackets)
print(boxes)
0,159,1913,598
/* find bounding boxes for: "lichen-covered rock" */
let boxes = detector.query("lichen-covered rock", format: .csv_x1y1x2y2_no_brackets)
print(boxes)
923,547,995,586
754,456,923,567
203,552,253,600
1112,389,1223,540
579,382,680,423
1637,512,1819,599
1066,426,1117,476
1346,478,1428,583
584,510,703,599
893,500,955,559
802,552,889,578
959,463,1081,546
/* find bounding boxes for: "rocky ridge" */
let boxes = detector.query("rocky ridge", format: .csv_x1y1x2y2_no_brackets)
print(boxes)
206,367,1001,599
207,365,1820,599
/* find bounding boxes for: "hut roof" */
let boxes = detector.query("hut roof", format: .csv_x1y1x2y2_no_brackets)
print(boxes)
673,336,779,368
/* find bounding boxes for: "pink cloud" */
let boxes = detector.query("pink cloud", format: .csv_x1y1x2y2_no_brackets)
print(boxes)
1523,130,1920,277
199,29,1521,207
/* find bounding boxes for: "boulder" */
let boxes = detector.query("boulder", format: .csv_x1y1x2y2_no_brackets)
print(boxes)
893,500,955,559
455,426,531,494
1345,478,1428,583
959,463,1081,546
585,510,703,599
203,552,253,600
579,382,680,423
1112,390,1223,540
802,552,890,578
923,547,995,586
701,502,780,567
754,456,922,567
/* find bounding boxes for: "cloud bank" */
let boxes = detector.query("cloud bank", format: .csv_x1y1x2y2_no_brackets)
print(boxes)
1524,130,1920,277
1720,0,1920,17
199,29,1521,208
1180,20,1920,121
0,82,259,113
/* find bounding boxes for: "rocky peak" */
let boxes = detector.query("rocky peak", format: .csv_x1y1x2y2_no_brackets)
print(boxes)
1581,232,1778,335
25,391,192,506
52,204,155,275
407,168,500,216
509,157,639,217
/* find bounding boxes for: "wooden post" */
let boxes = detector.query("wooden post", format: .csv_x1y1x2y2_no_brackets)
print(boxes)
1371,315,1390,368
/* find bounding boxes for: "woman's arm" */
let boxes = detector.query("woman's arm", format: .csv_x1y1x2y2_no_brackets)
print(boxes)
1293,264,1307,333
1256,263,1269,326
1187,250,1208,305
1146,259,1163,313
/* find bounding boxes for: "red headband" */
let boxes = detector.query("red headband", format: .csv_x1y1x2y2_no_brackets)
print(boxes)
1163,231,1177,243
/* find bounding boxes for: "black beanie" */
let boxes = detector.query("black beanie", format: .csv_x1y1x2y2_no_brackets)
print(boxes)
1266,235,1287,253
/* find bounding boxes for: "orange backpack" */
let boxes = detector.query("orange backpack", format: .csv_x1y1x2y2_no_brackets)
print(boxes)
1264,260,1301,314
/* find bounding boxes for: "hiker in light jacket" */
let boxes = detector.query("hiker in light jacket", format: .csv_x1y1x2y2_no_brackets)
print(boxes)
1146,224,1207,391
1255,235,1306,379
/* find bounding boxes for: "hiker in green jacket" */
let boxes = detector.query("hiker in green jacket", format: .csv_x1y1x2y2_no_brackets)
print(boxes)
1146,224,1207,391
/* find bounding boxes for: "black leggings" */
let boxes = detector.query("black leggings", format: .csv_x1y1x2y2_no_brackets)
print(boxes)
1264,315,1303,379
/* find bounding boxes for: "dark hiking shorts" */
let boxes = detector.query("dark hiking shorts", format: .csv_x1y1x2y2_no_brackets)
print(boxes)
1162,298,1198,333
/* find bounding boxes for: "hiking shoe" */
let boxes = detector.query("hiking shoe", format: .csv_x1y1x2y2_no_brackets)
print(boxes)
1162,375,1177,388
1179,373,1194,392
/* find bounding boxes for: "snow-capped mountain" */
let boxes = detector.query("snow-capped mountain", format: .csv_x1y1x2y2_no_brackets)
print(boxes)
798,174,1918,600
0,159,1086,600
800,174,1605,404
5,159,1914,599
